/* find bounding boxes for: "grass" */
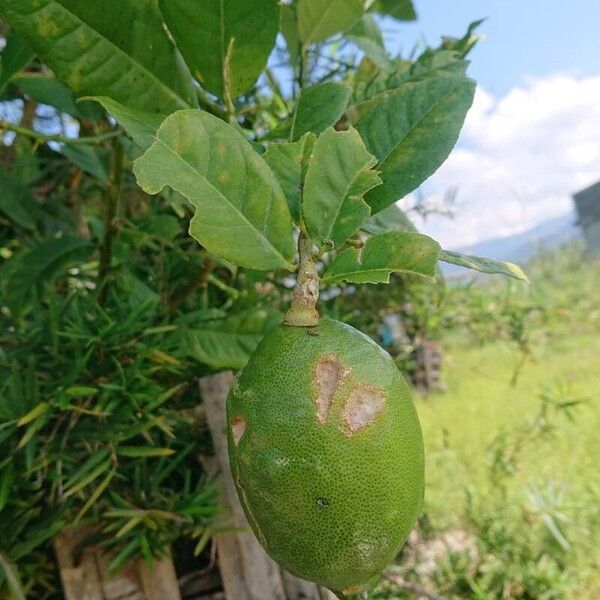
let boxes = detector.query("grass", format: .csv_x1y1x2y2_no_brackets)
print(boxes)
400,245,600,598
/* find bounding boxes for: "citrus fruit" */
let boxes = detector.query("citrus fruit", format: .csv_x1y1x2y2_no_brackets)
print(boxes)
226,317,424,595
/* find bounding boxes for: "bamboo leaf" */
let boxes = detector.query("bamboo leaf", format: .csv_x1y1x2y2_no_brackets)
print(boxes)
322,231,440,284
303,127,381,246
160,0,279,98
74,469,116,523
439,250,529,282
3,236,93,316
133,110,296,271
63,459,113,499
0,170,44,230
0,553,26,600
64,386,98,398
117,447,176,458
63,449,111,491
16,402,49,427
0,465,15,513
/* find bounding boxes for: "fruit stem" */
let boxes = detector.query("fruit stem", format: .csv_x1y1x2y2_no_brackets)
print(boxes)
284,232,320,327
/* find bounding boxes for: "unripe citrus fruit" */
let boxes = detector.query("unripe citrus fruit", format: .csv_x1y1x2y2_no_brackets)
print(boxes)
226,317,424,595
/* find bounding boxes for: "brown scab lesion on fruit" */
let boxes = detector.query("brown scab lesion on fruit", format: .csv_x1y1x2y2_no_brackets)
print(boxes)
314,355,350,424
231,416,246,445
342,383,386,434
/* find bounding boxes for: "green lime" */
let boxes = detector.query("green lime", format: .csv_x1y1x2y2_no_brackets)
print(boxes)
227,317,424,595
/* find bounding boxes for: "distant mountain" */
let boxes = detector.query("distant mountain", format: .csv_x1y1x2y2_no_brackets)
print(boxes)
441,212,581,278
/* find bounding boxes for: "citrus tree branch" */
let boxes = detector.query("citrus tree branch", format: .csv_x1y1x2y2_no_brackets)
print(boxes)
0,119,122,145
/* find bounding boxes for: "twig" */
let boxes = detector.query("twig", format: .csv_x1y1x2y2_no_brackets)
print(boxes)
197,88,229,121
383,572,447,600
0,119,122,145
97,137,124,304
284,232,320,327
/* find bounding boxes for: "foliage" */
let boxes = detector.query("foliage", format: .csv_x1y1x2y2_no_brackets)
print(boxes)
366,246,600,599
0,0,532,595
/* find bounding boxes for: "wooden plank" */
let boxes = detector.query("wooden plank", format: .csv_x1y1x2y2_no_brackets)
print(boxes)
138,553,182,600
54,528,104,600
55,526,181,600
199,372,336,600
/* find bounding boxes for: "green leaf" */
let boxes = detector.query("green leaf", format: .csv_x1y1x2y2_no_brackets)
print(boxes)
64,386,98,397
0,465,15,513
0,553,26,600
181,309,282,370
440,19,484,57
372,0,416,21
439,250,529,282
61,145,108,182
133,110,296,271
351,74,476,213
297,0,365,45
280,3,300,67
74,469,116,524
347,15,393,71
0,0,195,113
322,231,440,284
86,96,166,150
262,133,316,223
2,236,94,316
291,82,350,141
303,127,381,246
14,74,77,116
63,458,112,498
117,446,175,458
0,32,34,95
0,169,44,230
160,0,279,98
63,449,111,492
361,203,416,234
352,49,470,104
16,402,49,426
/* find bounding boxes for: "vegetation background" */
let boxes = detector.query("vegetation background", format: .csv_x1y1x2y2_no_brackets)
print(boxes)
0,1,598,599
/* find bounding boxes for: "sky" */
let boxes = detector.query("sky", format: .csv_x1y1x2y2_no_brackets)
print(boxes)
383,0,600,248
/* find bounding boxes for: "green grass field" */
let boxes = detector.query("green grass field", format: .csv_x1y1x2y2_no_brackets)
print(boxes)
376,246,600,599
416,332,600,595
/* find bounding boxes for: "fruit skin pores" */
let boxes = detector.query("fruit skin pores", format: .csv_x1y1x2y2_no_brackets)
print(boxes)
226,317,424,595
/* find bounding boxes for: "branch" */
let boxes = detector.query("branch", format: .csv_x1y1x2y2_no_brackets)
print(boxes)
0,119,122,146
284,233,320,327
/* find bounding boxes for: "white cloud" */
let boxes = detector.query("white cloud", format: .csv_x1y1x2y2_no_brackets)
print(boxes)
405,74,600,248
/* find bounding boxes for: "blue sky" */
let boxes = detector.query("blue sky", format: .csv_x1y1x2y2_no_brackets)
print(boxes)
381,0,600,248
390,0,600,95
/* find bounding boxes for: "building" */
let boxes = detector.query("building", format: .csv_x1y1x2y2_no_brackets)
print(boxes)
573,181,600,254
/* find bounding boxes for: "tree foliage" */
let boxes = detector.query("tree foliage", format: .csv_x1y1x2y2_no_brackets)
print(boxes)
0,1,525,595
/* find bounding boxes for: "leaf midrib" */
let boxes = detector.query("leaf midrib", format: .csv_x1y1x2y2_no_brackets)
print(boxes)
33,0,190,109
359,77,470,166
154,124,292,268
308,145,374,242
